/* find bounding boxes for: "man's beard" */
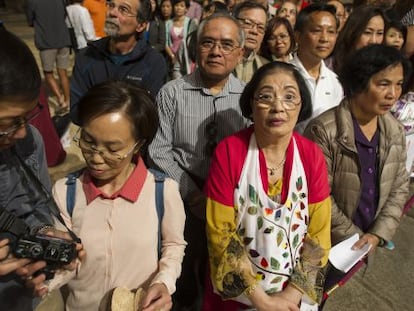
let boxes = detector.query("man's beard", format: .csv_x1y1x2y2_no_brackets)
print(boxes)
104,18,120,37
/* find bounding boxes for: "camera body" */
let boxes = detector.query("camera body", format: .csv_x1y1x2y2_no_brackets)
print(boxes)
0,208,79,279
14,234,77,265
13,234,77,279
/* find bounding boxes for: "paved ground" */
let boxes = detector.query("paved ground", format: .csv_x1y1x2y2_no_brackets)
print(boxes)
2,9,414,311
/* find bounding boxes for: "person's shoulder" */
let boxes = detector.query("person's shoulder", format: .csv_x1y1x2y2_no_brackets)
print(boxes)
137,40,166,63
381,111,406,134
311,104,338,125
78,37,108,57
217,126,252,151
294,133,327,166
159,75,188,92
256,54,269,65
228,74,246,92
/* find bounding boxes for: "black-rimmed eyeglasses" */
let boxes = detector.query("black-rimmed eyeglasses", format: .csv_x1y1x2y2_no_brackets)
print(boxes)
0,103,43,139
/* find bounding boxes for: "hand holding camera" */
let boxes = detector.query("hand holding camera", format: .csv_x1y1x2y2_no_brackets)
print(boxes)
0,239,32,276
14,229,85,297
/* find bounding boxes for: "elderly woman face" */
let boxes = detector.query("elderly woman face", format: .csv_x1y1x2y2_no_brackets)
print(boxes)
354,63,403,117
252,69,301,138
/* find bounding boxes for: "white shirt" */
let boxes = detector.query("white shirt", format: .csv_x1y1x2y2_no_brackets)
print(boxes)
290,54,344,133
66,3,97,49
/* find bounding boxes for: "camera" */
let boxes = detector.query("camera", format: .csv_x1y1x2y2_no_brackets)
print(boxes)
13,234,77,280
14,234,77,265
0,208,79,279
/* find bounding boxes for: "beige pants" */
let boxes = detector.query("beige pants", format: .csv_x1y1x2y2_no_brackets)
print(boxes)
35,289,64,311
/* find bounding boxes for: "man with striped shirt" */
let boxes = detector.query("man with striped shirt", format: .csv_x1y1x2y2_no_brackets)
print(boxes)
148,13,249,311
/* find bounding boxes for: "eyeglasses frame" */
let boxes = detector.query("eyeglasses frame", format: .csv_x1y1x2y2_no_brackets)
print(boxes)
0,103,44,139
73,128,139,165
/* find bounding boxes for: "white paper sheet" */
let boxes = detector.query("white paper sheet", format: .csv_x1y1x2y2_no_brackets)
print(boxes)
328,233,371,273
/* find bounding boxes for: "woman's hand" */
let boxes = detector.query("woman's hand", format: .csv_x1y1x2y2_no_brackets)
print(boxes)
141,283,172,311
249,284,300,311
352,233,380,255
0,239,32,276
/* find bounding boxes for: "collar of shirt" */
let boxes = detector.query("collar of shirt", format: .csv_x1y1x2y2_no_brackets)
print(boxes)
82,156,147,204
290,53,332,82
183,69,245,96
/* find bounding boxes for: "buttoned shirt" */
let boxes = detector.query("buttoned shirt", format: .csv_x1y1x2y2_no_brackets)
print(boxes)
148,69,249,201
290,54,343,133
352,117,379,232
49,157,186,310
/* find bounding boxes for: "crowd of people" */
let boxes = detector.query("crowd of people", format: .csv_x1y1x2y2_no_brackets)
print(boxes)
0,0,413,310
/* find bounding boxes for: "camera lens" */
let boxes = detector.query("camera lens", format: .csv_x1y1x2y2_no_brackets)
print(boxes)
30,245,43,257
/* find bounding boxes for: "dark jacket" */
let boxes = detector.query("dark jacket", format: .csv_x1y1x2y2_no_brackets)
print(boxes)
70,36,168,124
0,126,53,311
148,17,166,53
304,100,409,245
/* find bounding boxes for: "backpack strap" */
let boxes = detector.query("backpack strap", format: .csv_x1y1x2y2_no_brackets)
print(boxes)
149,169,166,259
65,169,84,217
64,168,166,258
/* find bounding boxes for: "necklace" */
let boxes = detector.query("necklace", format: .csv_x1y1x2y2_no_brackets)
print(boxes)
267,158,286,176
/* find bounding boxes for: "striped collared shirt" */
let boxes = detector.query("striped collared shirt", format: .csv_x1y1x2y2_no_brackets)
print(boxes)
148,69,249,200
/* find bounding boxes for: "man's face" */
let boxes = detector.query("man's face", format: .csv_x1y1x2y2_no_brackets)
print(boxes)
236,8,267,53
296,11,338,63
197,18,244,83
104,0,146,38
0,99,39,151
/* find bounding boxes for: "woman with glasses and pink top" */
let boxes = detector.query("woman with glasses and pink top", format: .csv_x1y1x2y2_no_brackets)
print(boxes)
38,81,186,311
203,62,331,311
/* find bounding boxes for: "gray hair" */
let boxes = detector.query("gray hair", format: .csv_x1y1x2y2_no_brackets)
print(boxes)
197,13,245,47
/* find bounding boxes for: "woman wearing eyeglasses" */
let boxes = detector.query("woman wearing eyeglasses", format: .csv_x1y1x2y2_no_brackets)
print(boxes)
203,62,331,311
260,16,296,63
41,80,186,311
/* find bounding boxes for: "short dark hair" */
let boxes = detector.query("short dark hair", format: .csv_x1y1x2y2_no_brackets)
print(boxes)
78,80,159,155
260,16,296,60
240,62,312,123
233,1,267,19
203,1,229,17
136,0,152,22
339,44,412,98
384,18,407,47
0,25,41,102
172,0,190,8
294,3,338,32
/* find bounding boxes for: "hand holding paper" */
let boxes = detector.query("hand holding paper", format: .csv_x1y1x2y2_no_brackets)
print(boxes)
328,233,371,273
